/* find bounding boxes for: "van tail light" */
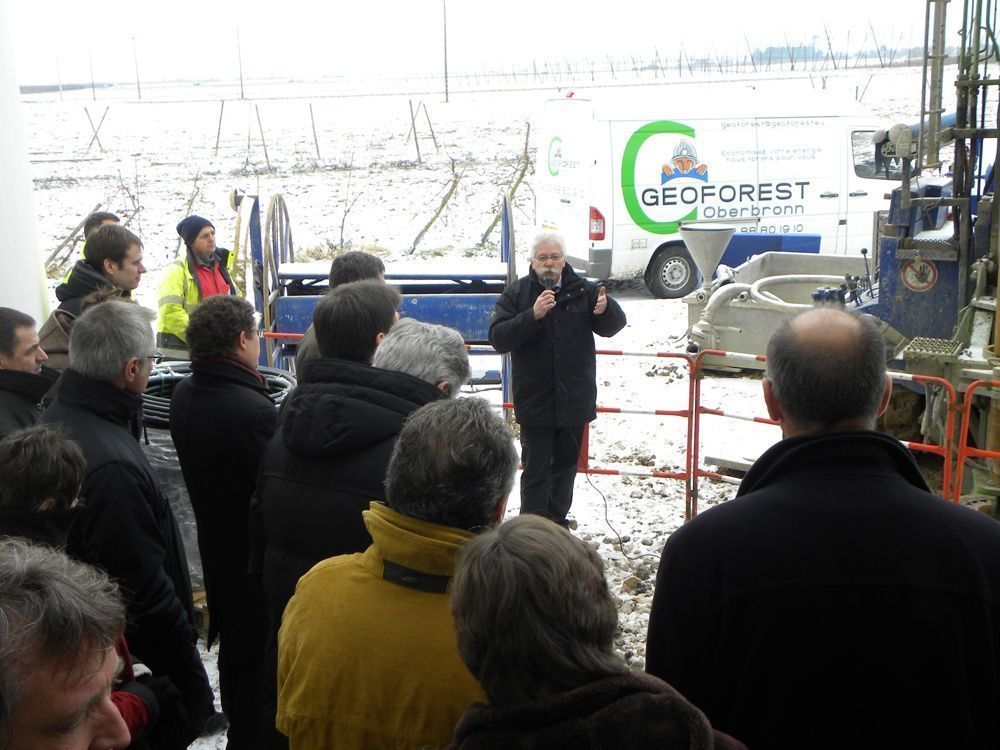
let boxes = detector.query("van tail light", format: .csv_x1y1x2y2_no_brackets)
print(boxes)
589,207,606,241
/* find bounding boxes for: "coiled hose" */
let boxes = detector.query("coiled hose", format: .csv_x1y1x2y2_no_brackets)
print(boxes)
142,363,298,428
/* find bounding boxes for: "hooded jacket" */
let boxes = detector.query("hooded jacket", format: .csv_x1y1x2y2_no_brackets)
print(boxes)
40,368,215,740
252,356,445,732
0,366,58,438
449,671,746,750
489,265,626,427
54,260,128,316
645,430,1000,750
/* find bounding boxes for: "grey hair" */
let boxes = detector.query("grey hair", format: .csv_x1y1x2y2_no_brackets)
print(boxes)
0,538,124,747
372,317,470,397
531,231,566,258
451,515,624,705
385,398,517,530
69,299,155,383
766,309,888,431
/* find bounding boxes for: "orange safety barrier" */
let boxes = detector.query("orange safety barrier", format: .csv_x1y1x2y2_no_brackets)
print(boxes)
952,379,1000,502
691,351,958,514
259,336,958,516
889,372,957,501
690,350,775,518
501,350,698,516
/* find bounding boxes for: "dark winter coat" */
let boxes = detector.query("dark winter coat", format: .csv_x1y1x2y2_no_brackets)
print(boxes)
252,357,445,633
489,265,626,427
41,368,214,740
55,260,127,316
645,430,1000,750
449,671,747,750
169,359,277,649
0,366,58,438
0,503,83,548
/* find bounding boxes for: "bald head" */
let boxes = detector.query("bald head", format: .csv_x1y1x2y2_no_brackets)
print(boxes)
765,309,889,435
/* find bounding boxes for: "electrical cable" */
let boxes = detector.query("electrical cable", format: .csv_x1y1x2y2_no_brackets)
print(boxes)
141,362,297,428
546,282,661,563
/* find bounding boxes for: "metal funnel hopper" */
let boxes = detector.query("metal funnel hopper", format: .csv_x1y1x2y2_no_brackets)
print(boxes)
679,223,736,290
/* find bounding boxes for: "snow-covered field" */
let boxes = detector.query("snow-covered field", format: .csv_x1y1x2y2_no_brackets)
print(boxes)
19,66,930,747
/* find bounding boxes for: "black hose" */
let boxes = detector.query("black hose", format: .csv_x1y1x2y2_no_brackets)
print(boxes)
142,363,297,428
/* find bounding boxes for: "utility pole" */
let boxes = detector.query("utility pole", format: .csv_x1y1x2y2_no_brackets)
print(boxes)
442,0,449,103
131,36,141,100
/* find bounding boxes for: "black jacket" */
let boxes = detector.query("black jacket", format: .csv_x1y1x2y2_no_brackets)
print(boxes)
645,430,1000,750
0,366,58,438
489,266,626,426
40,368,214,733
169,359,276,649
252,357,445,630
0,504,83,547
55,260,127,316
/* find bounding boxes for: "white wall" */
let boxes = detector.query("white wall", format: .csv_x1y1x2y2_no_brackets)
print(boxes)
0,0,48,321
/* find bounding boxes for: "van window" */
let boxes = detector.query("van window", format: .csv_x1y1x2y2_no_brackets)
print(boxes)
853,130,902,180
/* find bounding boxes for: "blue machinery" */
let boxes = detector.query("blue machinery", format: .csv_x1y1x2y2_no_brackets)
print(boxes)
233,191,517,400
683,0,1000,500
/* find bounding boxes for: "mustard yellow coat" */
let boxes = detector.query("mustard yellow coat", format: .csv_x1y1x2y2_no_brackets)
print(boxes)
277,502,486,749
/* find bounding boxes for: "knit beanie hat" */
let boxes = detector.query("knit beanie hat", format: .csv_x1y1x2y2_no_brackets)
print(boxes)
176,215,215,248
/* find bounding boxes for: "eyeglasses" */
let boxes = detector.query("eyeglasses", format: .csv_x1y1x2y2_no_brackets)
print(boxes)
146,352,165,365
533,254,564,263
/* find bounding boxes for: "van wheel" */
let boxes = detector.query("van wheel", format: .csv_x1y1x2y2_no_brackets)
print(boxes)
646,246,698,299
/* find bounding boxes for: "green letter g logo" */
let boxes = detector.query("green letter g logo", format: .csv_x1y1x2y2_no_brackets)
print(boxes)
547,136,563,177
622,120,698,234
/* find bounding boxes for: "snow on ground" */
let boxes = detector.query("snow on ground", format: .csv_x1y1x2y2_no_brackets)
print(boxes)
19,67,930,746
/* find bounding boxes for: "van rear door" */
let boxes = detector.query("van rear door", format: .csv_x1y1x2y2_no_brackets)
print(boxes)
538,97,593,266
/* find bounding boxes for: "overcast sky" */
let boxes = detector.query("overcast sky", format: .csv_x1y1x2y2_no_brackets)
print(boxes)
8,1,948,85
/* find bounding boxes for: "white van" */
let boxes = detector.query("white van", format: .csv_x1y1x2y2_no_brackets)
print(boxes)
537,87,902,297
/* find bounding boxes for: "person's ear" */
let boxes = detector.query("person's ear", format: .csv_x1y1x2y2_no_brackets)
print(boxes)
374,331,386,348
435,380,451,396
876,373,893,417
123,356,141,384
103,258,117,277
237,330,251,352
490,495,509,528
762,377,783,424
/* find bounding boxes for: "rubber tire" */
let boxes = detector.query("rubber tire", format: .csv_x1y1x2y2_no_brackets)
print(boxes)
646,245,699,299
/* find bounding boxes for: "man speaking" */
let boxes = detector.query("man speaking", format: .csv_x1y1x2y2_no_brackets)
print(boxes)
489,232,626,527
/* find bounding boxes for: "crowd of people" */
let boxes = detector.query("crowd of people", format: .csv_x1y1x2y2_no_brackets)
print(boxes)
2,216,1000,750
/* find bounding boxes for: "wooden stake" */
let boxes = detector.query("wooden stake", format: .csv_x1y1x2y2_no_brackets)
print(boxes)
214,100,225,156
309,102,321,160
409,100,422,163
255,104,271,169
84,106,108,153
422,103,439,152
46,203,101,267
481,123,531,244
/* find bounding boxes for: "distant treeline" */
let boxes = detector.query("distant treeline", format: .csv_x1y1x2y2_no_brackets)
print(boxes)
19,82,113,94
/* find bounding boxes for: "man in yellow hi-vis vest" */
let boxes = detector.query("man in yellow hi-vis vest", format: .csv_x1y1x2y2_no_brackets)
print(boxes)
157,215,237,353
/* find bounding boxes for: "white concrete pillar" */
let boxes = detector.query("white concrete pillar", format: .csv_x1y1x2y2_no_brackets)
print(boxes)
0,0,48,321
